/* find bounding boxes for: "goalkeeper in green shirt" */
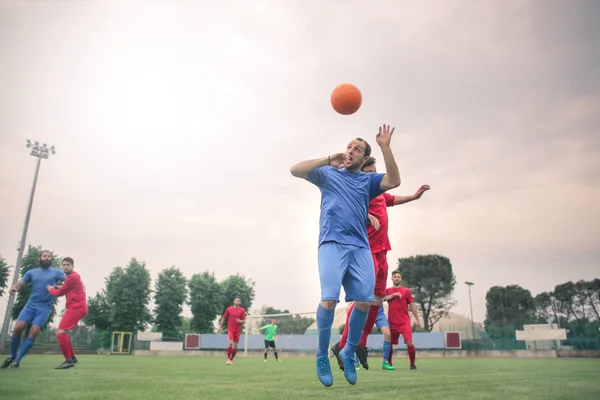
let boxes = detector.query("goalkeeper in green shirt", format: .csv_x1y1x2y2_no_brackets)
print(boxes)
259,319,280,362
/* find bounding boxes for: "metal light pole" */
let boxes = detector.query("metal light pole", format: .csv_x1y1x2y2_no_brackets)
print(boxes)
0,140,56,353
465,281,476,339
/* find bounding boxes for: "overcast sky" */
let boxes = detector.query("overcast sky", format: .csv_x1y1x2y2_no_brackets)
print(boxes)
1,0,599,326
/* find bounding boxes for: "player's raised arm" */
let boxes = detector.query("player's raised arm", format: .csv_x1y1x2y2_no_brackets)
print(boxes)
392,185,431,205
290,153,345,179
47,274,75,297
376,125,401,191
10,271,32,295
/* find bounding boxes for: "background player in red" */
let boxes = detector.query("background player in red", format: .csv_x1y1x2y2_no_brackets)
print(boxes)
335,156,429,368
385,270,421,369
217,297,246,365
46,256,87,370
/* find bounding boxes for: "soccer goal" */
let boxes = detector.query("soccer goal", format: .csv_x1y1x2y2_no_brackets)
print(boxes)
242,311,317,356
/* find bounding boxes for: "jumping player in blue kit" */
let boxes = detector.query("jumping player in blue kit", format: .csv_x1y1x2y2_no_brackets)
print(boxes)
1,250,66,369
290,124,401,387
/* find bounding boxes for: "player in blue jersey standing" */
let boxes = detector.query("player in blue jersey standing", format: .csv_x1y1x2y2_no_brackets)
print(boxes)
1,250,66,369
290,124,401,387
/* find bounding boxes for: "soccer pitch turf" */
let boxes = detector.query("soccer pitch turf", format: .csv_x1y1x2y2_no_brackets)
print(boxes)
1,355,599,400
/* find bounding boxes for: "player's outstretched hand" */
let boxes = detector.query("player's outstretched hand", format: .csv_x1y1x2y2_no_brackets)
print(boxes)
46,284,53,292
376,124,395,147
10,287,17,295
414,185,431,199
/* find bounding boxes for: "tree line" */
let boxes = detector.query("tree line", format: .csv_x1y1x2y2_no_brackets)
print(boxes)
484,280,600,345
0,245,315,340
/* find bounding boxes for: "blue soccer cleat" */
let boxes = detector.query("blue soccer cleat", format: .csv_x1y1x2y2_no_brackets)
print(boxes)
316,354,333,387
339,348,358,385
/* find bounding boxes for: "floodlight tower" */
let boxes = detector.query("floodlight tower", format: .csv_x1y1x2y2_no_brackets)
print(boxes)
465,281,476,339
0,140,56,353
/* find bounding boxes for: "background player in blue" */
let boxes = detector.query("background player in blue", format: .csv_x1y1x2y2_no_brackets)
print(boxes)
1,250,66,369
290,124,401,387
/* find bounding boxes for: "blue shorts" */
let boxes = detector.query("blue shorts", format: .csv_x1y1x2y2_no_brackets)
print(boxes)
17,302,52,327
318,241,375,303
375,305,389,329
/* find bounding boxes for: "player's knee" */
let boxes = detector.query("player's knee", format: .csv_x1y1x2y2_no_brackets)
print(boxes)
12,322,26,336
406,341,413,346
373,296,384,306
28,325,41,339
56,329,66,336
354,301,371,312
382,330,391,342
320,300,337,310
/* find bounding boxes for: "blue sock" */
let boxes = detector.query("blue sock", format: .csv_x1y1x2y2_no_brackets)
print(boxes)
345,307,368,353
382,340,392,363
316,304,335,357
10,336,21,360
15,337,35,362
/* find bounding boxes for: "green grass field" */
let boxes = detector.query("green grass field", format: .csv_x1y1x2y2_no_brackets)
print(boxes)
1,355,599,400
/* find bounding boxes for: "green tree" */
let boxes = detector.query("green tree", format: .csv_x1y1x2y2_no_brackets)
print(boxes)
106,258,153,332
154,266,188,337
396,254,456,331
553,281,583,322
11,245,62,328
83,291,111,331
260,306,315,335
484,285,536,339
0,255,10,297
534,291,559,324
188,271,223,333
219,273,256,315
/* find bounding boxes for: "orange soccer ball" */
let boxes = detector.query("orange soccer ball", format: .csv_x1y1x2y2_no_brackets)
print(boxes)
330,83,362,115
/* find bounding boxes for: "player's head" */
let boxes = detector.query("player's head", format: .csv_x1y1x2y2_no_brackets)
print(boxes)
61,257,75,274
361,156,377,173
392,270,402,286
233,297,241,306
39,250,53,269
271,318,277,325
344,138,372,172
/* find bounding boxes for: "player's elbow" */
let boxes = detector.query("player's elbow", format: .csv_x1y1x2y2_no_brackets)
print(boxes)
290,165,307,179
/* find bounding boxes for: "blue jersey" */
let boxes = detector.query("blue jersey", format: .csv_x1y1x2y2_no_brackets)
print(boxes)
22,267,67,307
307,166,385,248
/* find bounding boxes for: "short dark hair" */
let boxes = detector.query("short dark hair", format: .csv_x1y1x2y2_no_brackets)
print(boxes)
361,156,376,171
39,250,53,259
62,257,74,265
355,138,372,158
392,270,401,276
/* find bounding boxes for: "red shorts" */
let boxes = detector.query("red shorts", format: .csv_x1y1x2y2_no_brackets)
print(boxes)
228,330,241,343
58,305,88,330
390,326,413,345
373,250,389,297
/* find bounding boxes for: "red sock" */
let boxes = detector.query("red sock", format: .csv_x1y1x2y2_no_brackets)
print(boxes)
407,345,416,365
68,339,75,359
358,305,380,347
339,312,351,349
388,345,393,365
57,333,73,360
227,346,232,359
231,348,237,360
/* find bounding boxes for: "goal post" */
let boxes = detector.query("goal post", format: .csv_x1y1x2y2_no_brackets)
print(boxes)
243,311,317,356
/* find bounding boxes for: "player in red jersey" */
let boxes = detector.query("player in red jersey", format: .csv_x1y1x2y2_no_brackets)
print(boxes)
46,257,87,370
385,270,421,369
217,297,246,365
333,157,429,369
